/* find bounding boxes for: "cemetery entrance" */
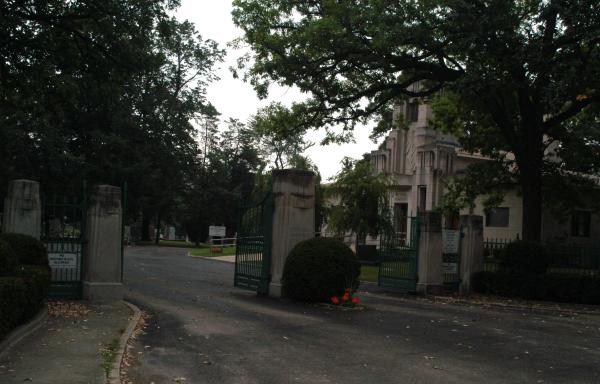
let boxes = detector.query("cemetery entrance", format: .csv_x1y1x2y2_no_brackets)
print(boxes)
234,191,273,294
378,217,419,292
42,189,87,299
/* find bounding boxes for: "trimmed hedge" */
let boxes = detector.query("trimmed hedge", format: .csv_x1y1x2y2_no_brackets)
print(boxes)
0,277,27,339
16,265,51,319
0,240,18,277
472,271,600,304
0,235,51,341
499,240,548,277
0,233,48,266
282,237,360,302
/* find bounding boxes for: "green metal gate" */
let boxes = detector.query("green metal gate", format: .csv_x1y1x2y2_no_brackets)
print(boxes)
234,191,273,294
42,189,87,299
378,217,419,292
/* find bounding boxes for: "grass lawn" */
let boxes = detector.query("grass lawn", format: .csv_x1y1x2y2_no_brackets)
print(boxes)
136,240,202,248
360,265,379,283
190,246,236,257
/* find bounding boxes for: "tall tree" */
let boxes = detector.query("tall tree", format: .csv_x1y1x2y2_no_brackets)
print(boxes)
249,102,313,169
232,0,600,241
327,157,391,249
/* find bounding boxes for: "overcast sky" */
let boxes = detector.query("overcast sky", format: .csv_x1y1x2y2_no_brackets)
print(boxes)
175,1,380,180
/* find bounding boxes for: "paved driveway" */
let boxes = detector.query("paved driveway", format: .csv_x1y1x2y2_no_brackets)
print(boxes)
124,246,600,384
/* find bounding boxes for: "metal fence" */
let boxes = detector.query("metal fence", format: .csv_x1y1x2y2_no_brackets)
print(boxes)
483,238,600,276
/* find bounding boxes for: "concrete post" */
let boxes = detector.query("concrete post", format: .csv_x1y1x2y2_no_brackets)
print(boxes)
2,179,42,239
83,185,123,301
416,211,443,295
459,215,484,294
269,169,316,298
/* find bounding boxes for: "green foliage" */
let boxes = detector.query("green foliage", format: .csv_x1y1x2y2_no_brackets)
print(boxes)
472,271,600,305
0,233,48,266
282,237,360,302
0,1,224,239
0,277,27,340
327,157,392,244
179,118,264,244
232,0,600,241
249,102,313,169
0,240,18,277
16,265,51,320
499,241,549,277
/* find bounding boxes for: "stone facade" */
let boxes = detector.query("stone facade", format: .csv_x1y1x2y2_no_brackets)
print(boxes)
369,100,600,244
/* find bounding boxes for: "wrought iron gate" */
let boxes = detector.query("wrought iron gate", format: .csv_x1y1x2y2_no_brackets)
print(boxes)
378,217,419,292
234,191,273,294
42,189,87,299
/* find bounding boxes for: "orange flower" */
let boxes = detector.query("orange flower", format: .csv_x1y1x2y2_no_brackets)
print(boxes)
331,296,340,305
342,293,350,301
351,297,360,304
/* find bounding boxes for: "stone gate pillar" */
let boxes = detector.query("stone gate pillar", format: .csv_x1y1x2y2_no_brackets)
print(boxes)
2,179,42,239
83,185,123,301
269,169,316,298
459,215,484,294
416,211,443,295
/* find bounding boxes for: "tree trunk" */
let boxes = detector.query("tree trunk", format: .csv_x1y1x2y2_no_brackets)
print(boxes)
517,128,544,242
141,213,151,241
154,213,161,245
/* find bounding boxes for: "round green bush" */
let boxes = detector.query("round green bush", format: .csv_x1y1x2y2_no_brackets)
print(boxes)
0,233,48,266
0,277,27,339
0,240,18,277
282,237,360,302
16,265,51,319
499,240,549,277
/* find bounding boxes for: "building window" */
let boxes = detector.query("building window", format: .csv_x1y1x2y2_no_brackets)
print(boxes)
572,210,591,237
407,102,419,122
486,207,509,227
417,186,427,212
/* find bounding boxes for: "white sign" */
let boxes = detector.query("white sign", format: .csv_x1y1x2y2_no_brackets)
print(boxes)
209,225,226,237
442,230,460,254
443,262,458,274
48,253,77,268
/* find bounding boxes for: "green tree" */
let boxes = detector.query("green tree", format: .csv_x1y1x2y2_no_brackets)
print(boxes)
327,157,391,249
249,102,313,169
232,0,600,241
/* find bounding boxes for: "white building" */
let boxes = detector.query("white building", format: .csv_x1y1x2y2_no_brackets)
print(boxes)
368,100,600,245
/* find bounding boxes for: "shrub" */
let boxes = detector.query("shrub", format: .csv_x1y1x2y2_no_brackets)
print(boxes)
0,239,18,277
0,233,48,266
471,271,600,304
499,240,549,277
0,277,27,339
16,265,51,319
282,237,360,302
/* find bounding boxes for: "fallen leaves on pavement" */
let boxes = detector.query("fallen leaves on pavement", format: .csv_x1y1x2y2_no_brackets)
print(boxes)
47,300,90,318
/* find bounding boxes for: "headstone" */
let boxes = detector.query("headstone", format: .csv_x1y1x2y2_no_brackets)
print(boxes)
83,185,123,301
2,179,42,239
269,169,316,298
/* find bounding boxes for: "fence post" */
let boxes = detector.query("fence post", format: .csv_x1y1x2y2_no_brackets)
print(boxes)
416,211,444,295
83,185,123,301
268,170,316,298
459,214,484,294
2,179,42,239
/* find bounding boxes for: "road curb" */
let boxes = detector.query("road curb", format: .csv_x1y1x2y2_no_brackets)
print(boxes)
0,306,48,361
108,300,142,384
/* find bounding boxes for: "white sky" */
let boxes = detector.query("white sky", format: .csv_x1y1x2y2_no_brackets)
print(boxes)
175,1,380,180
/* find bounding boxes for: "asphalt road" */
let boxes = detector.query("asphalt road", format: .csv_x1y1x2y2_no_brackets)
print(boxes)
123,246,600,384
